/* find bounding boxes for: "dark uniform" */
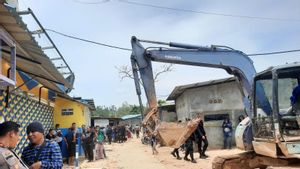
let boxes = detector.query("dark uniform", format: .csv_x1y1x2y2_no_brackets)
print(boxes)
0,147,28,169
195,120,209,158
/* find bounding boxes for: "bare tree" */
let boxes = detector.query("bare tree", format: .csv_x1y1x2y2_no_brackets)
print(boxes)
116,64,174,85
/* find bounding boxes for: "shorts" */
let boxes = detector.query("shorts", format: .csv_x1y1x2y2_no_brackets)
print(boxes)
68,142,76,157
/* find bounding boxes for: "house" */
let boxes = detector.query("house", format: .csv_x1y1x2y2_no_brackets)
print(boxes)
91,117,121,127
53,96,95,128
167,77,245,149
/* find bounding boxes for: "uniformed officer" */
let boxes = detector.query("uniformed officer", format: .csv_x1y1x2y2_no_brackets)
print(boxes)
0,121,28,169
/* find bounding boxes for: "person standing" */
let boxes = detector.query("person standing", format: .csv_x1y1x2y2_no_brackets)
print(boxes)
135,125,140,138
95,128,105,160
45,129,56,141
81,125,88,159
64,123,77,166
150,132,158,155
84,127,95,162
222,118,233,149
54,124,63,152
105,125,112,145
112,126,116,143
0,121,28,169
196,120,209,159
22,121,62,169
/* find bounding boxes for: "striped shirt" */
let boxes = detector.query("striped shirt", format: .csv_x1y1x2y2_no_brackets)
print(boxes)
21,140,63,169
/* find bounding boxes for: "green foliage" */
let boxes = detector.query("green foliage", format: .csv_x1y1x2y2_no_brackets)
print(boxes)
92,102,143,118
158,99,166,106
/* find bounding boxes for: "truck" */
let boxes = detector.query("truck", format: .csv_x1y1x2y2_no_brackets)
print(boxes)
130,36,300,168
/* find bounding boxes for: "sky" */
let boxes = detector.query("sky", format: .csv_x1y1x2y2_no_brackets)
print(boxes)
16,0,300,107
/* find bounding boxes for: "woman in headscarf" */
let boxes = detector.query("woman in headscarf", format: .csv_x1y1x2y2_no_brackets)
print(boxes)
95,127,106,160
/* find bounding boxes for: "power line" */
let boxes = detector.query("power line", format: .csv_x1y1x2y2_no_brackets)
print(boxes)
45,28,300,56
119,0,300,22
45,28,132,51
248,49,300,56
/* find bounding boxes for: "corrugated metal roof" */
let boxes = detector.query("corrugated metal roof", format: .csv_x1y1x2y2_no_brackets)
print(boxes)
121,114,141,120
167,77,236,100
0,4,73,92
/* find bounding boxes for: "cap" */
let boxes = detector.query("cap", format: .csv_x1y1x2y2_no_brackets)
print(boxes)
27,121,44,135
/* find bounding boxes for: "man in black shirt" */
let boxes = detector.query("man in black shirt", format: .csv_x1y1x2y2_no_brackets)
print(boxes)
195,120,209,159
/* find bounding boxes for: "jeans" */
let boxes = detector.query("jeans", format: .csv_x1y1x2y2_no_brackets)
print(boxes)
198,138,208,155
224,136,232,149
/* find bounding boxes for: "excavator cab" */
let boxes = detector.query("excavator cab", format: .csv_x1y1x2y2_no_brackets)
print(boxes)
253,63,300,158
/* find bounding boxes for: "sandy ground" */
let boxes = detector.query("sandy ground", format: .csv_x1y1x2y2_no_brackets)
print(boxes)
77,137,300,169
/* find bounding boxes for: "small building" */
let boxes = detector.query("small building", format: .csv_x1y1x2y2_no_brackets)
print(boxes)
53,95,95,128
120,114,142,126
167,77,246,149
91,117,121,127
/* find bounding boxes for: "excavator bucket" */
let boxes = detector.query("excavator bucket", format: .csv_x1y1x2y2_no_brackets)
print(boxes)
157,118,200,148
143,108,201,148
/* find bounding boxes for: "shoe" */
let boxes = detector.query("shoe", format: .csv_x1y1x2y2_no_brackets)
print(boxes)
177,157,182,160
184,157,190,161
171,152,176,157
200,155,207,159
202,154,209,157
191,159,197,163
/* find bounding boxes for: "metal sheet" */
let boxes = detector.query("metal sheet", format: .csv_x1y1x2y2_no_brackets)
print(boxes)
0,4,73,91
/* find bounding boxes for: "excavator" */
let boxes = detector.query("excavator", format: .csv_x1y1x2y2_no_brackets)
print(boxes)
130,36,300,169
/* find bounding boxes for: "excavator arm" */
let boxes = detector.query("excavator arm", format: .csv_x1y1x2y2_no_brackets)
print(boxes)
130,36,271,150
131,36,271,116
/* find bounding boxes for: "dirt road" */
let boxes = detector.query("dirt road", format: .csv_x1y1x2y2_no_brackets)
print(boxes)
80,137,242,169
80,137,300,169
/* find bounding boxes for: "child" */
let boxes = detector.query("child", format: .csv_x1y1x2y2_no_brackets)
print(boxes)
150,132,158,155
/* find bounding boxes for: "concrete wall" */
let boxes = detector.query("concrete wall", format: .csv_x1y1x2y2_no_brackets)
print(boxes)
176,94,189,121
159,110,177,122
175,81,245,149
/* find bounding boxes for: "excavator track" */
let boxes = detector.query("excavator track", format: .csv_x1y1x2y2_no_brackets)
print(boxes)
212,151,300,169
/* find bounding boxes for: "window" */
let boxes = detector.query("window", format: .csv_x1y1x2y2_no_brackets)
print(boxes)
61,108,74,116
204,114,229,122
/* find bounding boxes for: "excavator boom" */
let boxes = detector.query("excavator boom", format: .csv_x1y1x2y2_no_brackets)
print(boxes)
131,36,271,118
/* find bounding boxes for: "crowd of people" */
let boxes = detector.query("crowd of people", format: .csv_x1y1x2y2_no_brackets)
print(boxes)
0,117,237,168
80,124,140,162
0,120,140,169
